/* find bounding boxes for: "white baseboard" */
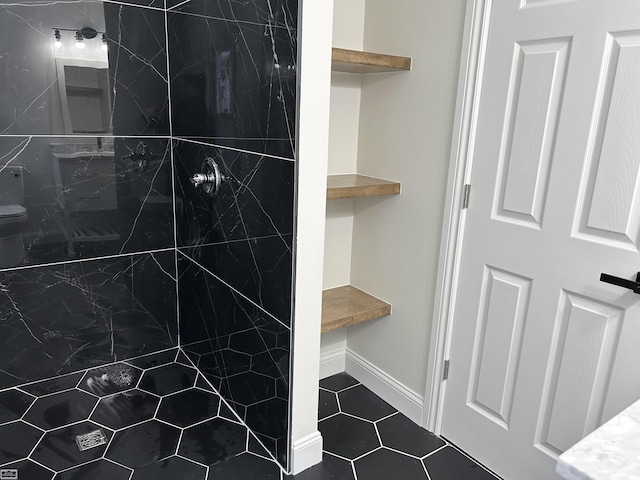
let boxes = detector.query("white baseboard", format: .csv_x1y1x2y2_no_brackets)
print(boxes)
319,348,346,379
345,348,424,425
290,430,323,475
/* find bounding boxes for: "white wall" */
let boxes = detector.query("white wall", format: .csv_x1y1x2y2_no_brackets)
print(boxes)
320,0,366,371
347,0,467,399
289,0,333,473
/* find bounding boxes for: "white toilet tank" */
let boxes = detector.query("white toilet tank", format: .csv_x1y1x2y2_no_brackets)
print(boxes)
0,166,25,206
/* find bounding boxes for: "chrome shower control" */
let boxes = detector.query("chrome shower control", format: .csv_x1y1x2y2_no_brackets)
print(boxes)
190,157,227,197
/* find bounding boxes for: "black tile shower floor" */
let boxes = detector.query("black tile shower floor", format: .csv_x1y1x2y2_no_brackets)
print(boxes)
0,348,262,480
0,355,499,480
291,372,502,480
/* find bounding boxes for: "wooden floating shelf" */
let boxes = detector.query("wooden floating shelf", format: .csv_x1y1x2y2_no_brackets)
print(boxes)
327,174,401,200
322,285,391,333
331,47,412,74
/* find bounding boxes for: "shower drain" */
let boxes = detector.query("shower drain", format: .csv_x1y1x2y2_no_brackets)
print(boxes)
75,429,107,451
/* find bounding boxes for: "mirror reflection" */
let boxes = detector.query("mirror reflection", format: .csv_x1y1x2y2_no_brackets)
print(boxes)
0,0,169,136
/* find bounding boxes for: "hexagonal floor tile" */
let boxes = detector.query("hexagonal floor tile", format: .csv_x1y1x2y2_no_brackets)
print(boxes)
131,455,206,480
318,389,338,421
0,389,34,425
250,350,289,380
283,453,355,480
355,448,428,480
223,372,276,407
197,350,251,378
138,364,197,396
0,421,43,465
423,446,499,480
157,389,219,428
318,414,379,460
338,385,396,422
90,389,160,430
105,420,180,469
178,418,247,466
31,421,112,472
377,413,445,458
20,372,84,397
319,373,359,393
195,375,215,393
125,349,178,369
55,459,131,480
79,364,143,397
24,390,98,430
207,452,281,479
0,458,54,480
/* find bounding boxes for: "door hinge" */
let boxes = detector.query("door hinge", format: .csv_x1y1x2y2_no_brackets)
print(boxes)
462,184,471,209
443,359,450,381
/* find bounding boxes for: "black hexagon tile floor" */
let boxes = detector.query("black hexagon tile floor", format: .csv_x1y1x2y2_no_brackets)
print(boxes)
0,353,499,480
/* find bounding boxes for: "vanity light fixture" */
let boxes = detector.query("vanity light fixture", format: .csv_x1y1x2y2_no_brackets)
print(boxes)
53,29,62,49
102,33,108,52
75,31,85,49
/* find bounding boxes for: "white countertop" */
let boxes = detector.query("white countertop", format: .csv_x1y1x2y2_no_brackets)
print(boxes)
557,398,640,480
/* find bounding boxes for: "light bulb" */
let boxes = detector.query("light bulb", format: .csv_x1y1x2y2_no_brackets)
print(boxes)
75,31,84,49
54,29,62,49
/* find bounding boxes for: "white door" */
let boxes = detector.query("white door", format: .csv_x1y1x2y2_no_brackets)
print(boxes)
442,1,640,479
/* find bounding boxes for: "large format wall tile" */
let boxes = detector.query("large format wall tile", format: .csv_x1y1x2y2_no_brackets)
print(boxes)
166,0,298,27
179,254,290,466
0,1,169,136
180,236,293,325
175,139,293,323
0,251,177,390
0,137,174,268
167,10,297,158
174,140,294,245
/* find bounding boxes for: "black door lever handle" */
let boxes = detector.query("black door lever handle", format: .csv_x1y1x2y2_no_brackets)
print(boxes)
600,272,640,294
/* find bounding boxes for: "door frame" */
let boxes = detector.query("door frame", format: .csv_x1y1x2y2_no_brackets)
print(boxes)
421,0,493,433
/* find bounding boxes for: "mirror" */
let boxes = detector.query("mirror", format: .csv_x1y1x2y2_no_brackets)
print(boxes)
0,0,169,136
56,58,111,134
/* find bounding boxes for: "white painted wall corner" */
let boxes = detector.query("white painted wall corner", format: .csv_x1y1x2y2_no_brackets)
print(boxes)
290,431,324,476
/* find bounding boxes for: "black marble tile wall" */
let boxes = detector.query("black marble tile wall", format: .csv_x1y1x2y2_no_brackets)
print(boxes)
0,1,178,400
174,139,294,323
179,254,290,466
0,0,299,471
0,251,177,390
167,3,298,158
0,1,169,136
0,137,173,266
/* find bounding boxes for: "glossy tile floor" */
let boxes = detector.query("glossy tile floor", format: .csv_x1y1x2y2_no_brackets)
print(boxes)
302,372,502,480
0,350,499,480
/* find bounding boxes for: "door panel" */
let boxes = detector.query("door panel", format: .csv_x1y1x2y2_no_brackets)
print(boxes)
469,267,531,429
496,39,569,228
442,1,640,479
576,33,640,249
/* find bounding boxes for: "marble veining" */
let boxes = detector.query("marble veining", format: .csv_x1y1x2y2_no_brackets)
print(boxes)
0,1,169,136
168,5,298,158
0,0,298,472
0,251,177,390
179,254,290,466
557,398,640,480
0,136,174,268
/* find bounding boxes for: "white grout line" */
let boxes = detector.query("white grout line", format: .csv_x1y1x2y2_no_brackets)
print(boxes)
173,137,295,162
0,247,175,275
422,444,448,460
176,251,291,330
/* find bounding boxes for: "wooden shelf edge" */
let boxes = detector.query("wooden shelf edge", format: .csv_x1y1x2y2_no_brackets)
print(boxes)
331,47,411,74
322,285,391,333
327,174,401,200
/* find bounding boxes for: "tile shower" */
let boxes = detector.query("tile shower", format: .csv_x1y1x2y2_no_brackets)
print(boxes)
0,0,298,477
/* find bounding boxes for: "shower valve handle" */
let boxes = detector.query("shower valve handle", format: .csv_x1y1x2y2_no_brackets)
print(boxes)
191,157,226,198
